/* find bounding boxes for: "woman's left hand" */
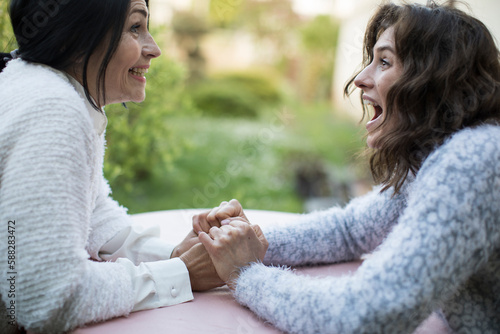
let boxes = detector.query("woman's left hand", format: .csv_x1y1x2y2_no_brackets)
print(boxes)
199,220,268,290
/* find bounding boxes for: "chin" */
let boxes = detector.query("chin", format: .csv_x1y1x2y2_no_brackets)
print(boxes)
130,94,146,103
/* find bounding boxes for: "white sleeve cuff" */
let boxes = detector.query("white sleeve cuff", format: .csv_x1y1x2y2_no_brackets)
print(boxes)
144,257,193,308
116,257,193,312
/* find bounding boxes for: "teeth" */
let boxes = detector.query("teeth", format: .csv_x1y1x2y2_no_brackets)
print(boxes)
363,100,379,107
129,68,148,77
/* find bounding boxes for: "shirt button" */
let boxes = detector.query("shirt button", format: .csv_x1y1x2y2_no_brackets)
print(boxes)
171,287,178,298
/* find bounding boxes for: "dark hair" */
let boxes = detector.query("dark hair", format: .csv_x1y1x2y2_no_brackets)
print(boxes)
1,0,150,109
344,0,500,194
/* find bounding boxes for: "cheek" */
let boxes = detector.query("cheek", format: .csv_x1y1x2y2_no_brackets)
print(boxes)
377,79,393,107
113,38,141,72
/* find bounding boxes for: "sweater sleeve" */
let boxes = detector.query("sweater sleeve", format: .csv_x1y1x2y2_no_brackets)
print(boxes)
234,127,500,334
0,100,135,333
262,184,408,266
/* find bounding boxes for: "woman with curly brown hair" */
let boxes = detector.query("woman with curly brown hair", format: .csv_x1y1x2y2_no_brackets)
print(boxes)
192,1,500,333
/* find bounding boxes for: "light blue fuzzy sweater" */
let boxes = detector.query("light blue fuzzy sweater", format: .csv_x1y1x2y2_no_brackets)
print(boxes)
234,125,500,334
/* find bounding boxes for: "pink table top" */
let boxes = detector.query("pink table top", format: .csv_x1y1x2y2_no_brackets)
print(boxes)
67,209,449,334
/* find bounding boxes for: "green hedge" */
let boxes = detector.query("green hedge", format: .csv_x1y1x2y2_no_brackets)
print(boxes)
191,70,283,117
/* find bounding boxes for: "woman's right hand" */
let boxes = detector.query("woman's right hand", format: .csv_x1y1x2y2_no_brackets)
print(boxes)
179,243,225,291
199,220,268,290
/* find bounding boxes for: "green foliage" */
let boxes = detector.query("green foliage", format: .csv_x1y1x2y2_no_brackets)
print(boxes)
215,71,282,106
209,0,243,27
191,70,283,117
298,15,340,101
112,114,304,213
288,102,365,166
191,81,258,117
235,0,297,40
300,15,339,52
110,100,366,214
103,55,195,194
0,0,15,51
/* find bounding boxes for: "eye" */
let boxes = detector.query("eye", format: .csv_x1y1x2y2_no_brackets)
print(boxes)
379,58,391,68
131,24,141,33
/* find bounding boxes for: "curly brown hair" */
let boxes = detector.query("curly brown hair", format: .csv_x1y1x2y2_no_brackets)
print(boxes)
344,1,500,194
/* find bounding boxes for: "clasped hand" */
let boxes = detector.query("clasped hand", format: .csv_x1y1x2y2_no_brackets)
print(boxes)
194,199,269,290
173,199,268,291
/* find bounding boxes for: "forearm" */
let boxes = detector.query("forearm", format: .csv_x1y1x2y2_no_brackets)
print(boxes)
233,262,428,334
235,218,494,334
263,186,407,266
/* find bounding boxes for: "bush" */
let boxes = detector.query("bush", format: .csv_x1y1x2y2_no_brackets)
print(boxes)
191,80,258,117
214,71,282,106
190,70,283,117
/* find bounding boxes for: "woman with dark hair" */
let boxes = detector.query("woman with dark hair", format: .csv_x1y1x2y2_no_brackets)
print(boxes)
0,1,222,333
193,1,500,333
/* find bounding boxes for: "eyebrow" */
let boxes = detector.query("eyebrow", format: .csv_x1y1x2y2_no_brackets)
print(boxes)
375,45,396,54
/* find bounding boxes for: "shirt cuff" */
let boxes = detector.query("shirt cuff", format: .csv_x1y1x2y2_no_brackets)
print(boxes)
116,257,193,312
144,257,193,309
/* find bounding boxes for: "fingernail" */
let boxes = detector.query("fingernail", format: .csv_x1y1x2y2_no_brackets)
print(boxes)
221,219,231,225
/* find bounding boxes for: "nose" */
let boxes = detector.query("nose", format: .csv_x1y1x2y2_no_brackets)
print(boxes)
354,64,374,90
143,33,161,59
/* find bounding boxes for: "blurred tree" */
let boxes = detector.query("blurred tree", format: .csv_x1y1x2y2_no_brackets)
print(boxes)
0,0,15,52
209,0,243,27
299,15,339,101
236,0,299,57
172,11,209,83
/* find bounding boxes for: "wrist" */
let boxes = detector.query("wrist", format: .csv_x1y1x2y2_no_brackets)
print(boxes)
226,267,244,291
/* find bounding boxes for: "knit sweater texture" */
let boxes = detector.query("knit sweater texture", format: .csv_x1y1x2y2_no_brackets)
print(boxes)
234,125,500,333
0,60,138,333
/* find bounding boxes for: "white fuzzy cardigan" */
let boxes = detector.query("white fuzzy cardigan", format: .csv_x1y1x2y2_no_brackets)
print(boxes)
0,59,140,333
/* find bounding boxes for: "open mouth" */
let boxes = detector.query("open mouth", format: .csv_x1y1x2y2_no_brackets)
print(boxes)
129,67,148,78
365,100,383,121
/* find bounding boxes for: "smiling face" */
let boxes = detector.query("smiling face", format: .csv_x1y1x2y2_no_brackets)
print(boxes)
354,27,403,148
85,0,161,106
